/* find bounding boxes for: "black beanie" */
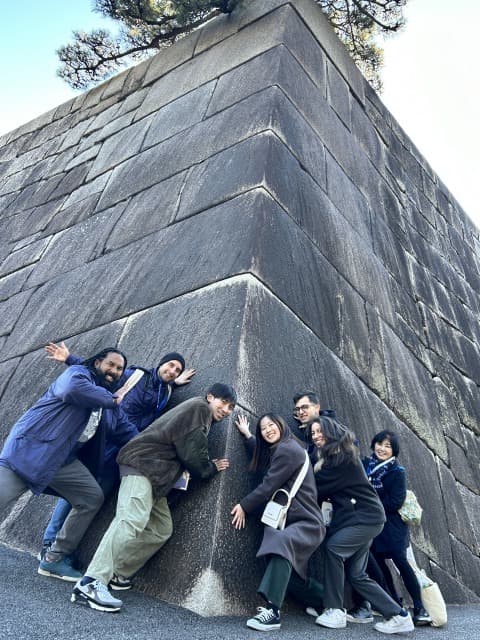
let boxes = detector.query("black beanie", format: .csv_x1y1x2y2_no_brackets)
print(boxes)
158,352,186,373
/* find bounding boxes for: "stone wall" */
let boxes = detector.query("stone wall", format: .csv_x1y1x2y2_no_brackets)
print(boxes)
0,0,479,613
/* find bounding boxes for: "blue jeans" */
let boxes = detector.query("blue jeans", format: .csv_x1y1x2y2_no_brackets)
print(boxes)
43,499,72,545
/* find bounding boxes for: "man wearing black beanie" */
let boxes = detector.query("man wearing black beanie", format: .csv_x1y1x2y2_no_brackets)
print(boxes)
39,343,195,564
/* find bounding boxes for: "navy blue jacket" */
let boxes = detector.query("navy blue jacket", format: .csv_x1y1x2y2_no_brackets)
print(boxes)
120,366,173,432
0,365,131,494
364,458,409,553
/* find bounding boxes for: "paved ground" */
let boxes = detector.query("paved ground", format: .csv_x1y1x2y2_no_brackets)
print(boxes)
1,544,479,640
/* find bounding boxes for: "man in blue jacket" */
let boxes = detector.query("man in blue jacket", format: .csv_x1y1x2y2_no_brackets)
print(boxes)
45,341,194,431
39,342,194,561
0,348,135,582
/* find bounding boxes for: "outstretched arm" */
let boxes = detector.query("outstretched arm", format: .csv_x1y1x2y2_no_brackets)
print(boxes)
175,368,196,386
45,341,70,363
234,414,253,439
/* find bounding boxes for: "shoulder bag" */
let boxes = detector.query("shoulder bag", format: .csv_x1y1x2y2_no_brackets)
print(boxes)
261,451,310,530
398,489,423,525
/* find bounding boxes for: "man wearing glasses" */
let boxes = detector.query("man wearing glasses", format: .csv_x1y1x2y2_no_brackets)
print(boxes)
290,391,335,445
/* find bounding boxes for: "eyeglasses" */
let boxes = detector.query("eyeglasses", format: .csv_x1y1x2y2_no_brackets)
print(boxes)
293,403,316,416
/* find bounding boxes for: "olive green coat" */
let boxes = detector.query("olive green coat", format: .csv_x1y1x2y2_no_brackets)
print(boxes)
117,396,217,497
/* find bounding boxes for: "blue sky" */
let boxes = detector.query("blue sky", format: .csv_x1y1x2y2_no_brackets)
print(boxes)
1,1,479,228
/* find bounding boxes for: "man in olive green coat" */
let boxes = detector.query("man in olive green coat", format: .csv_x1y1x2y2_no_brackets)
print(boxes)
72,383,236,612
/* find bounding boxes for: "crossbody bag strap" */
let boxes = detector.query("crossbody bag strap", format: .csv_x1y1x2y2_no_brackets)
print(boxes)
288,451,310,501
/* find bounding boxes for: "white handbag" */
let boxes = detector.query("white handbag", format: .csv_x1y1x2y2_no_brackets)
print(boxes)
261,452,310,530
261,489,290,530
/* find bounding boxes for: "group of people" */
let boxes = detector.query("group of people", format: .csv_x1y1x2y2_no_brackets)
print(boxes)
232,392,431,633
0,344,430,633
0,342,235,613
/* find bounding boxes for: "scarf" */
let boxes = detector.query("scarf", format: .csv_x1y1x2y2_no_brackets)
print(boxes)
366,454,397,491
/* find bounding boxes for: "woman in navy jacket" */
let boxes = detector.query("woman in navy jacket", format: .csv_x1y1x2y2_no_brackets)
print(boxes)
365,430,431,626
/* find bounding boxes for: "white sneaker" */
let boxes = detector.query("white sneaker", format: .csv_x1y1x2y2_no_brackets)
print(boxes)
315,608,347,628
374,612,414,634
306,606,320,617
71,579,123,612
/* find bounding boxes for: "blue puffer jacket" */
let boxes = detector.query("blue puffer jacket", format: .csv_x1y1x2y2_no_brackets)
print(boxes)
119,366,173,432
0,365,123,494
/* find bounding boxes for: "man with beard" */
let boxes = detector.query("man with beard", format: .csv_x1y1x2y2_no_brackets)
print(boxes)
0,348,136,582
38,343,193,562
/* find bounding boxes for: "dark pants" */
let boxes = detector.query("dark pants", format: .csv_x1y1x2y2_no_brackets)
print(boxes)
372,548,422,610
0,461,104,557
323,524,402,617
258,555,324,610
43,463,118,545
351,552,396,606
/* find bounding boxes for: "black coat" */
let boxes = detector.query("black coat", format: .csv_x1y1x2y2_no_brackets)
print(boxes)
314,457,385,535
240,437,325,579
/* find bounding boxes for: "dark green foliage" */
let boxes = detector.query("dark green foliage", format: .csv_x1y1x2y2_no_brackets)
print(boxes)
57,0,407,90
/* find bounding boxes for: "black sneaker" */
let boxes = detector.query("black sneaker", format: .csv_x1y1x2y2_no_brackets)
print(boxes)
246,607,281,631
110,574,133,591
413,607,432,626
347,601,374,623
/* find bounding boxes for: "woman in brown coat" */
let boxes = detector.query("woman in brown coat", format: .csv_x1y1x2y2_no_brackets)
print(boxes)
232,414,325,631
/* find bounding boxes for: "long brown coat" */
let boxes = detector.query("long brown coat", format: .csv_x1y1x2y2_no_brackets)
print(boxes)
240,436,325,579
117,396,217,497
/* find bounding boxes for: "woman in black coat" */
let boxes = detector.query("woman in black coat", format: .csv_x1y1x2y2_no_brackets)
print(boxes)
365,430,431,625
232,414,325,631
308,416,414,634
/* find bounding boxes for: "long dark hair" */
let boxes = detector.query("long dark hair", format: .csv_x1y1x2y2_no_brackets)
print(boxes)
307,416,358,468
250,414,290,473
82,348,127,372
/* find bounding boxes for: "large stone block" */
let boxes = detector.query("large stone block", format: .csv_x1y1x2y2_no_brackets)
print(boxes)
450,536,480,597
26,203,127,287
379,322,448,461
437,461,480,556
0,0,479,611
0,266,34,301
87,117,153,180
423,304,480,386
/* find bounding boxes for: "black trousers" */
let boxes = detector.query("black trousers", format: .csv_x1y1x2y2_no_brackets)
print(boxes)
372,548,422,610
